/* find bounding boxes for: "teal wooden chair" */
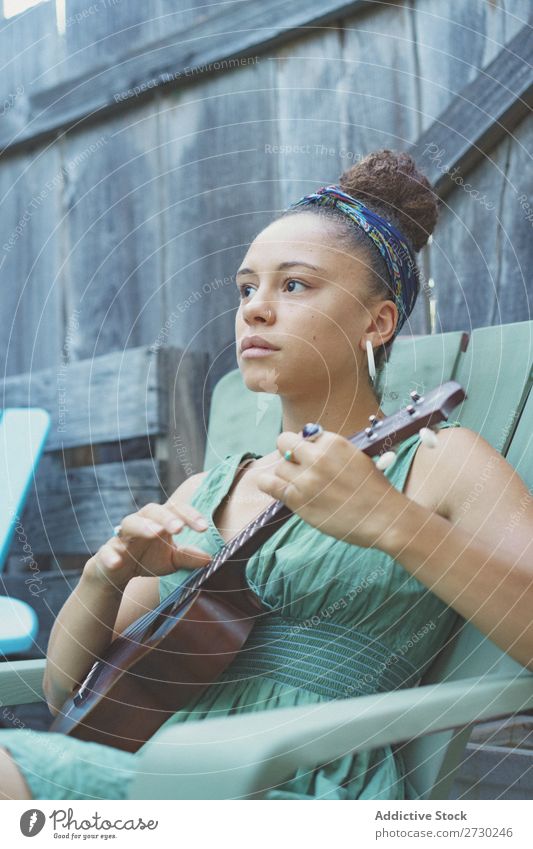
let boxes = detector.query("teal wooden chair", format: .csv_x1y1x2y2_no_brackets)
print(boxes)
0,408,50,655
0,324,532,799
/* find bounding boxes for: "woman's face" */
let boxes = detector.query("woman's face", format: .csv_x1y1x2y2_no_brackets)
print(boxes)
234,212,396,398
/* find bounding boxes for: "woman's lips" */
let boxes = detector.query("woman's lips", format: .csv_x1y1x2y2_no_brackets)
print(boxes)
241,346,279,358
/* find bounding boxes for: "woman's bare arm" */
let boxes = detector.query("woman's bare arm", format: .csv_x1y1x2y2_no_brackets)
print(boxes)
43,566,136,717
43,471,209,717
381,427,533,669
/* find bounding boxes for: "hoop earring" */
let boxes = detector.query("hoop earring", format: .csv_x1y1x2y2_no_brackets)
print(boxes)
366,339,376,382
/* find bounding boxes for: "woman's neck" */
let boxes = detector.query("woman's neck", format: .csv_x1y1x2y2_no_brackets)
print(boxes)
281,382,385,438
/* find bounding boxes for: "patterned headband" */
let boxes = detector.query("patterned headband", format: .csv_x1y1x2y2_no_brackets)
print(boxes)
285,184,419,337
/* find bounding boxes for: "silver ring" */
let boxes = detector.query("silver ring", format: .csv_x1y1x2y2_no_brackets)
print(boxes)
113,525,123,538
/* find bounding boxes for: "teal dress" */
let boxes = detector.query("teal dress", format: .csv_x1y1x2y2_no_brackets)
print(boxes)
0,422,462,800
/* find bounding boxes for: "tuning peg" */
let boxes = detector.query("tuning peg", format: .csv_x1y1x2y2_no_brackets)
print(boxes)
365,414,383,438
419,426,439,449
375,450,397,471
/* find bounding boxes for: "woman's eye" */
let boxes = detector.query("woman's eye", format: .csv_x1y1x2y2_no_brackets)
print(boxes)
237,279,307,300
285,278,308,293
238,284,255,299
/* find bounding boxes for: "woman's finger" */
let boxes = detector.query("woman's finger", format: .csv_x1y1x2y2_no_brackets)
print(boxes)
256,471,299,506
276,429,339,466
97,543,125,570
163,497,210,532
118,513,168,542
171,544,212,570
276,431,314,465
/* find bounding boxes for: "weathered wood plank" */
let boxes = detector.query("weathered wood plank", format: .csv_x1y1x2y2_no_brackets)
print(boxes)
424,110,533,334
273,26,345,207
492,112,533,327
64,0,161,71
411,0,530,332
0,148,64,376
63,0,211,73
1,345,162,448
0,346,200,449
156,347,210,490
8,458,165,557
0,0,372,155
1,343,208,556
338,3,427,333
0,0,62,105
410,22,533,198
59,101,165,358
159,55,280,396
413,0,531,128
155,0,211,33
0,3,65,378
407,3,533,336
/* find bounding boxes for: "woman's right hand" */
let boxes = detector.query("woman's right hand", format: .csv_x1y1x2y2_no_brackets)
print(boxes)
85,498,213,589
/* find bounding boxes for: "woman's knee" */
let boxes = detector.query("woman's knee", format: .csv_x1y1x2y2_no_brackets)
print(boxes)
0,746,33,799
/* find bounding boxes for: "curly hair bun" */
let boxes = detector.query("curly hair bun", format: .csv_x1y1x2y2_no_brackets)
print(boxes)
338,149,438,252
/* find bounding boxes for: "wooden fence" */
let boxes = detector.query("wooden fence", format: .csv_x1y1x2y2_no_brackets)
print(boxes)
1,0,531,389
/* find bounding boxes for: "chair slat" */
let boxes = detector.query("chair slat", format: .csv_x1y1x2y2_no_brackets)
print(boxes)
0,658,46,704
204,370,282,470
453,320,533,454
379,331,468,416
0,408,50,572
505,382,533,490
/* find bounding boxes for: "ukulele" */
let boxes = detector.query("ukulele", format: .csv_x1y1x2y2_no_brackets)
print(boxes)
48,380,466,752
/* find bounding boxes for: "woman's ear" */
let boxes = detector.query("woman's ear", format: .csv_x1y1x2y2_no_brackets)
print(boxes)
361,299,397,350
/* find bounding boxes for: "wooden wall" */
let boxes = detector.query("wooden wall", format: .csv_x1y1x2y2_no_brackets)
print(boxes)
1,0,531,390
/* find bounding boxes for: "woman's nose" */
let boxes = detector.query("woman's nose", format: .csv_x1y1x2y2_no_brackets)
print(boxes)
242,295,275,324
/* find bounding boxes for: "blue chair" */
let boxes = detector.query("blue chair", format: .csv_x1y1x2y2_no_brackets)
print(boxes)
0,408,51,655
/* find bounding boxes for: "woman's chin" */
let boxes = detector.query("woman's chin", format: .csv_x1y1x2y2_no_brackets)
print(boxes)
242,376,281,394
238,363,283,394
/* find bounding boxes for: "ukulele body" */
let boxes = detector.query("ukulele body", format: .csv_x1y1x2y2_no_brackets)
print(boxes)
48,562,265,752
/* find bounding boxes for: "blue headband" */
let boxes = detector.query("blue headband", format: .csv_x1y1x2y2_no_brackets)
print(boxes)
285,184,419,337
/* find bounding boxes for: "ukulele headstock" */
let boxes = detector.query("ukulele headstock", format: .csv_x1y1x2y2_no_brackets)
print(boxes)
349,380,466,460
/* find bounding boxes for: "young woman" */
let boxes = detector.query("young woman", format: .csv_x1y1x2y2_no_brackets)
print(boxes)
1,150,532,800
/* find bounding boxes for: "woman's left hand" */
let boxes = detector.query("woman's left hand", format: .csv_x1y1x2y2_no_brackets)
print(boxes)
255,429,410,549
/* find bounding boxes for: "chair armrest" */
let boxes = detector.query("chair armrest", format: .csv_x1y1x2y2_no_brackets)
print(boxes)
128,673,533,799
0,659,46,705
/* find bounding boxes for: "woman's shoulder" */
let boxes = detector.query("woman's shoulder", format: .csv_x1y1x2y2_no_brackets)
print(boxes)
171,451,263,503
408,422,499,519
174,470,209,498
